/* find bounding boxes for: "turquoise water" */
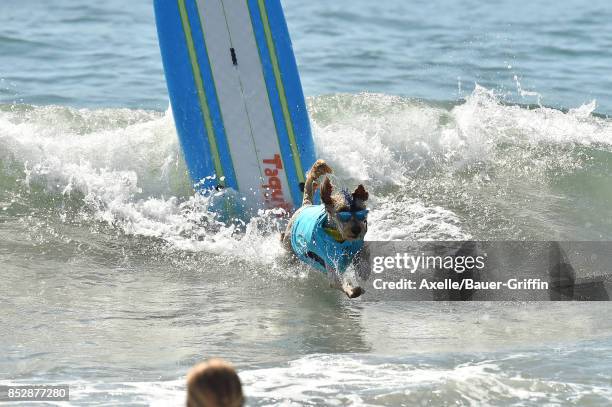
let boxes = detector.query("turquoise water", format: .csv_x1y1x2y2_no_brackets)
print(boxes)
1,0,612,405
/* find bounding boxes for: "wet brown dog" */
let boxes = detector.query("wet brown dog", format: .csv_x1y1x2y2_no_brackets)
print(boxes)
281,159,369,298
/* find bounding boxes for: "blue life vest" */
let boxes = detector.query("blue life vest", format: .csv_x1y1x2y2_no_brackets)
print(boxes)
290,205,364,273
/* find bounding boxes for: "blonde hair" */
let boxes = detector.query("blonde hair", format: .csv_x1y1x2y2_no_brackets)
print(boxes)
186,358,244,407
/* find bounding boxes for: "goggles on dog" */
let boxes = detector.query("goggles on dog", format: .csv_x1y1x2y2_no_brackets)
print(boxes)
337,209,368,222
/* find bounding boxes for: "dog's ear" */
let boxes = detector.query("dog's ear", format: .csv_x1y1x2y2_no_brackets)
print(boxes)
321,177,333,205
352,184,369,202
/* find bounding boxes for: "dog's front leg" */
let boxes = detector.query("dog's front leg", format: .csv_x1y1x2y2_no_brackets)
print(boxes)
354,244,371,282
326,264,342,289
326,265,363,299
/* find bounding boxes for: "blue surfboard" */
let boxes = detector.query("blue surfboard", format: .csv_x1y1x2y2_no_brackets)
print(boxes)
154,0,316,214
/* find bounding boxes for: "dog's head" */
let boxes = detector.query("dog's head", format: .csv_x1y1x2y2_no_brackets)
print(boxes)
320,177,369,241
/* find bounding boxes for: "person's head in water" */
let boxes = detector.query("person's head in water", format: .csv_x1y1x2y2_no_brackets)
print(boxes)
186,358,244,407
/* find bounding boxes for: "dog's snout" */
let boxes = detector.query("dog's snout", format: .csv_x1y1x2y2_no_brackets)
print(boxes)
351,224,362,236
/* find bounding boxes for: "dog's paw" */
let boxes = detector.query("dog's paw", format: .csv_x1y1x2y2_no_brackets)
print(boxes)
345,286,364,299
310,159,333,179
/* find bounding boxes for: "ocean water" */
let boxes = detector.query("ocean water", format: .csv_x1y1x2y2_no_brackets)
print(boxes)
1,0,612,406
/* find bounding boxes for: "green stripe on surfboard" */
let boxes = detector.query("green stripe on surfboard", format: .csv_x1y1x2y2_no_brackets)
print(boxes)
256,0,306,184
178,0,226,187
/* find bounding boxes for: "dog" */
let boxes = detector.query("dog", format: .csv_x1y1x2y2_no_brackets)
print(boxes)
281,159,370,298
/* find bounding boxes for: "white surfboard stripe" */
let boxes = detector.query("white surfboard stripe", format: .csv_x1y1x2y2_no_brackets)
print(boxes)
195,0,262,207
195,0,293,210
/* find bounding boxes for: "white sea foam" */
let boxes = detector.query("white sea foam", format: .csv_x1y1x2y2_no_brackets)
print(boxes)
1,86,611,255
10,349,606,406
240,352,612,406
